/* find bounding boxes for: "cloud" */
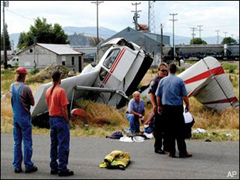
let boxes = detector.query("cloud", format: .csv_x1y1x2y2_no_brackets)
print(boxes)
2,1,239,38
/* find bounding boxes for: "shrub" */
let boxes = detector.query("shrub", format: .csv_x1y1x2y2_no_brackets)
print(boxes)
30,68,40,75
177,67,186,74
222,63,237,74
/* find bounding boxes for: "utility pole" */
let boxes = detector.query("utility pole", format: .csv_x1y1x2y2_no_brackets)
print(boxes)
33,37,37,69
223,31,228,38
197,25,203,38
190,27,197,42
215,30,220,44
131,2,141,31
2,1,9,69
11,40,14,51
169,13,178,60
91,1,104,44
160,23,164,63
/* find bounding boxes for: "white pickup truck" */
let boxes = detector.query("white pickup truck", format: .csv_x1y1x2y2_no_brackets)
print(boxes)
7,57,19,68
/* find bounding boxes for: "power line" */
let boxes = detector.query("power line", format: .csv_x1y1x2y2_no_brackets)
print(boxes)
6,9,35,21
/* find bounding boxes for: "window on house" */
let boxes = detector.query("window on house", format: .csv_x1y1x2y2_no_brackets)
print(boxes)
72,57,74,65
29,49,33,53
62,61,65,65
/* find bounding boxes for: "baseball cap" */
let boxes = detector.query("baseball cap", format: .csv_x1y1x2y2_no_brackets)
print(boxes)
16,67,27,74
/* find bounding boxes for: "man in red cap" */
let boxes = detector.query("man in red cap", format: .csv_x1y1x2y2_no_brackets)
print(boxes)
10,67,38,173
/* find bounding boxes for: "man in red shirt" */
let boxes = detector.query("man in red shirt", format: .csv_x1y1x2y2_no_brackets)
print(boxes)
45,70,74,176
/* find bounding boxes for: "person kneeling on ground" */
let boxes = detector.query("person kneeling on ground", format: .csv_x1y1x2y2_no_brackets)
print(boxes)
125,91,145,134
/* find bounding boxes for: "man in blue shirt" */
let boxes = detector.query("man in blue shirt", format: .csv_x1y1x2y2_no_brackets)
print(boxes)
155,63,192,158
126,91,145,134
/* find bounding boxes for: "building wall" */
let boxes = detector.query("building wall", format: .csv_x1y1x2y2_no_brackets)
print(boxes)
142,32,170,45
18,45,57,71
73,47,97,63
57,55,83,72
19,45,83,72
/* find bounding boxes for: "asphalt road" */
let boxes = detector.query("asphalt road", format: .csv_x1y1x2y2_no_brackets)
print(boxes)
1,133,239,179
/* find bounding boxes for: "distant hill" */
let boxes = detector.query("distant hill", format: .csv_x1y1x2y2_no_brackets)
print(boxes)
164,32,224,45
9,33,20,51
63,26,117,38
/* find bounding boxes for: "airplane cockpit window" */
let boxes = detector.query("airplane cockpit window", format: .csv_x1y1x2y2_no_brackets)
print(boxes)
103,49,120,69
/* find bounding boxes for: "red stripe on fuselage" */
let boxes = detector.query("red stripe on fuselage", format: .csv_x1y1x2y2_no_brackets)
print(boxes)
103,72,111,84
103,48,126,84
203,97,238,105
110,48,126,73
184,66,225,84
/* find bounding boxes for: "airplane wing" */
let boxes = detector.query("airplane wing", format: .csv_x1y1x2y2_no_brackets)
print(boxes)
30,68,99,117
178,56,239,111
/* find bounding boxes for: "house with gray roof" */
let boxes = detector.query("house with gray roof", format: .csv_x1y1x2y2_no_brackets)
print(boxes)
16,43,84,72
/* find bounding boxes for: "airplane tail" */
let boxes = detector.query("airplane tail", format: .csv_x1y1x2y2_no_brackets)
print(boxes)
178,56,239,111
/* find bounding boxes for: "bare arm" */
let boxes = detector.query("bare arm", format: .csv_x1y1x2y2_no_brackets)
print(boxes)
62,105,69,121
183,96,190,112
129,110,143,118
157,96,162,114
149,93,157,113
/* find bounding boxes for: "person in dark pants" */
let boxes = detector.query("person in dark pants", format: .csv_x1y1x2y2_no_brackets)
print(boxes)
10,67,38,173
155,63,192,158
148,62,168,154
45,70,74,176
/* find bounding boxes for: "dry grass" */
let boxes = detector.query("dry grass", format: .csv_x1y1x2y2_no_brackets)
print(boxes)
189,97,239,129
139,69,156,86
1,63,239,140
73,99,128,127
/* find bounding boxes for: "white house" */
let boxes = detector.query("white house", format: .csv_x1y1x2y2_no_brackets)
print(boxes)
16,43,84,72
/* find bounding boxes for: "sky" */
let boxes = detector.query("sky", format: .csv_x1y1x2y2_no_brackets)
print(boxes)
1,1,239,39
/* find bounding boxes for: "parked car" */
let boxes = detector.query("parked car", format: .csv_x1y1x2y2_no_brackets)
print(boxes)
7,57,19,68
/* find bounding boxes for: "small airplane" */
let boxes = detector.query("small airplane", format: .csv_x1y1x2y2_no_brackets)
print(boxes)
31,38,239,126
141,56,239,111
30,38,153,118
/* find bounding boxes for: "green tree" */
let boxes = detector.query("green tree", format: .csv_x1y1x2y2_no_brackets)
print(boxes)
1,24,11,50
221,37,237,44
17,32,28,49
17,17,69,49
190,38,207,45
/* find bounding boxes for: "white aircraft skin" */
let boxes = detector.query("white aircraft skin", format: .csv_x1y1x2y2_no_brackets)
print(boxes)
31,38,238,121
31,38,153,118
141,56,239,111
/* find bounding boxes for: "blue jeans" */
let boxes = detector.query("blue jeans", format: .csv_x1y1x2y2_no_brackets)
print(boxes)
12,83,34,171
126,114,140,133
49,116,70,172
